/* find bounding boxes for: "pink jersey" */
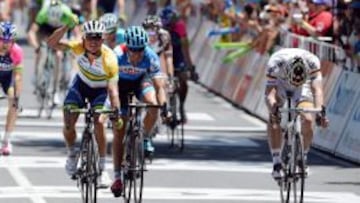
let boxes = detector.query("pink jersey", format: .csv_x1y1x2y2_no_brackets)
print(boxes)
10,43,23,67
0,43,23,71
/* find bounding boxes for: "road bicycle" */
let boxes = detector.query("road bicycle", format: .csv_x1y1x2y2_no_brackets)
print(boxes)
166,76,184,151
67,100,117,203
122,96,162,203
35,43,56,119
277,92,326,203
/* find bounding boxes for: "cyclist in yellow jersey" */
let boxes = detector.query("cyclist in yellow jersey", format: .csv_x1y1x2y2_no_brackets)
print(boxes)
47,20,121,188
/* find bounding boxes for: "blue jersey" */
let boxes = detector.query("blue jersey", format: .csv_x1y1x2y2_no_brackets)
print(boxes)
114,45,162,81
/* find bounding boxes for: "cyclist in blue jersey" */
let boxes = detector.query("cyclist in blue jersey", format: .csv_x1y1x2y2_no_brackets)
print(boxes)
99,13,125,49
109,26,168,197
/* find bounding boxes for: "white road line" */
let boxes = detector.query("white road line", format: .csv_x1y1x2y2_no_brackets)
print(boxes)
238,111,267,126
2,158,48,203
0,186,359,202
0,119,266,132
0,108,216,121
0,156,271,173
10,131,260,147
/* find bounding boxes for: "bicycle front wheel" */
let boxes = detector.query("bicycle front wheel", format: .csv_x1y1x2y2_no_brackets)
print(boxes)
282,133,305,203
133,131,145,203
124,131,145,203
85,132,98,203
292,133,305,203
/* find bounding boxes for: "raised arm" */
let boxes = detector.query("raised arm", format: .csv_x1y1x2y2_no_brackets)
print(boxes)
47,25,70,51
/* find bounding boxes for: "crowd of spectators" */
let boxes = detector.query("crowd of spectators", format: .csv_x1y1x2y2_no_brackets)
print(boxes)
199,0,360,72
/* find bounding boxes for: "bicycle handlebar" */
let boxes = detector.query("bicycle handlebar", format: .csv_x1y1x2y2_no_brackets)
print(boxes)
128,102,163,109
279,106,326,116
68,108,118,115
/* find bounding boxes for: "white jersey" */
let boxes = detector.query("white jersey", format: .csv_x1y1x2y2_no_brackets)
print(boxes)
265,48,321,103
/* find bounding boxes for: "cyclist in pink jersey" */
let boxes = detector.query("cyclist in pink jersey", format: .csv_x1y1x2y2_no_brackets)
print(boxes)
0,21,24,156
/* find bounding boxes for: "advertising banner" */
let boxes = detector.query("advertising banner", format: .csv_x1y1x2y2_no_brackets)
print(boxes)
320,61,342,103
334,93,360,163
313,70,360,152
223,51,251,100
242,53,269,112
232,51,258,106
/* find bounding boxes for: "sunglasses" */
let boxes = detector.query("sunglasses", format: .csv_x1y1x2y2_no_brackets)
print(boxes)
0,38,13,43
146,30,157,36
85,34,103,41
128,47,145,52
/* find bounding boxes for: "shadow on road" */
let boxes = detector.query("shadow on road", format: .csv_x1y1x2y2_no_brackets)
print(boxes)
12,131,359,169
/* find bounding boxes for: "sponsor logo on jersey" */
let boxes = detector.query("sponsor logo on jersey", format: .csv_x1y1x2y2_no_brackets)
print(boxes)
78,56,106,76
120,66,146,75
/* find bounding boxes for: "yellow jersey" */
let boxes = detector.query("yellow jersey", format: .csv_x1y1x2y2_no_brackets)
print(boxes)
68,40,119,88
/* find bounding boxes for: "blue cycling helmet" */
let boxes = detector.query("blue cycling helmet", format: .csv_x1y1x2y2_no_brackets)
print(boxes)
160,6,178,26
116,28,126,44
0,21,17,40
124,26,148,49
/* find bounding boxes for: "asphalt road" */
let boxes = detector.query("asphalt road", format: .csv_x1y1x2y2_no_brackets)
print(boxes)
0,44,359,203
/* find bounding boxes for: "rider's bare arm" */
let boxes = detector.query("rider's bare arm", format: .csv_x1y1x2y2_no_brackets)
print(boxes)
47,25,71,51
107,80,120,110
27,23,40,49
153,77,167,105
164,43,174,77
310,71,324,109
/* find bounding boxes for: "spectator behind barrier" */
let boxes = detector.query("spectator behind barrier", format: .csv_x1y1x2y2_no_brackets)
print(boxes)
291,0,333,40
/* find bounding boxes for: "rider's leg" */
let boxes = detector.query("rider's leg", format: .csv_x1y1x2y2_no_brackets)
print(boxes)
265,88,283,178
110,93,128,196
297,101,315,162
92,91,109,171
1,87,17,154
142,87,159,136
142,84,158,154
33,47,42,89
177,71,188,122
53,50,64,105
63,105,80,175
63,78,82,175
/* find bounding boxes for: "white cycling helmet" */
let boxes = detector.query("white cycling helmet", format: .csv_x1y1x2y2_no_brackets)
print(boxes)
286,56,308,87
99,13,119,33
82,20,105,36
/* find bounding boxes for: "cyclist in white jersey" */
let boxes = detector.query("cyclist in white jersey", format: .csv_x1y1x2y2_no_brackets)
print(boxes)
265,48,329,179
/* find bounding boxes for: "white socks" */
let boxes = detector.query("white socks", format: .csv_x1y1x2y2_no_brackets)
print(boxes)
99,157,106,171
271,148,281,165
2,131,12,144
